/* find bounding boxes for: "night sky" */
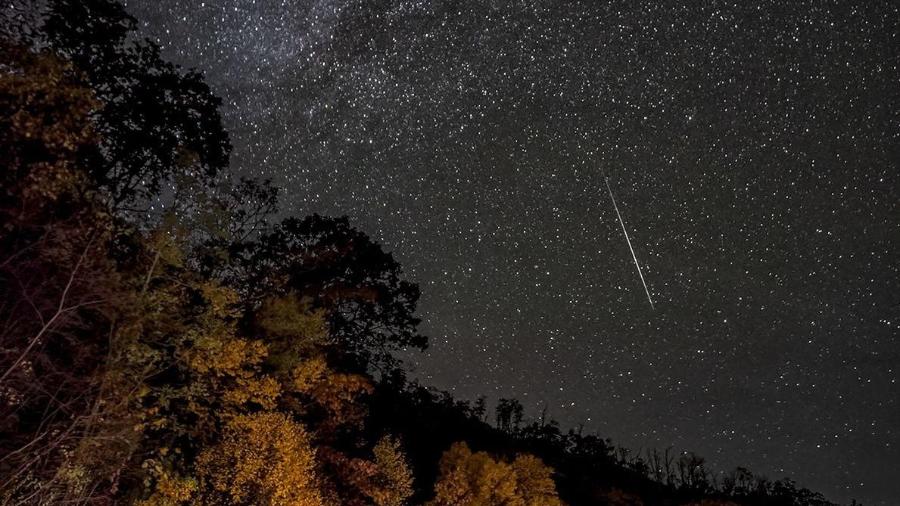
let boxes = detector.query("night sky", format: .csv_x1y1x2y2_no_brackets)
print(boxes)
123,1,898,504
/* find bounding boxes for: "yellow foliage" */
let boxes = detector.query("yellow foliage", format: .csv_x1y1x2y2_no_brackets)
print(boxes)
197,412,324,505
431,442,517,505
199,282,241,318
223,376,282,409
291,355,329,393
0,46,96,150
290,354,373,429
429,442,564,506
510,454,564,506
369,436,414,506
310,371,373,429
0,44,97,220
187,336,267,377
146,230,186,272
170,283,268,385
138,471,198,506
56,464,90,497
257,293,329,347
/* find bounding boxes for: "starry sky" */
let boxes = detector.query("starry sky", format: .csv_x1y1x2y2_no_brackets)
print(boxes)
123,1,898,504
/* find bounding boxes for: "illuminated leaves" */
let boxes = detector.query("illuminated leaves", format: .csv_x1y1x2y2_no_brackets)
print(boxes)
369,436,415,506
429,442,564,506
289,353,373,432
510,454,564,506
257,292,329,347
186,336,267,378
0,44,97,224
137,468,198,506
223,376,281,410
196,413,324,506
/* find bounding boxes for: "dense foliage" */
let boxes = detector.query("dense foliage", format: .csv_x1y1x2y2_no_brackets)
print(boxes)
0,1,852,505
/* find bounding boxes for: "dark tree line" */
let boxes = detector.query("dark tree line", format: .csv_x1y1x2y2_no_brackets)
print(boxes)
368,381,842,506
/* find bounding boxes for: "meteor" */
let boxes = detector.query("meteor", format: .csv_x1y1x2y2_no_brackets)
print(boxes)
603,176,655,310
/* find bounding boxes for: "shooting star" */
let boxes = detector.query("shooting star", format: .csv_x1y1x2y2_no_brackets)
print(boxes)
603,176,655,310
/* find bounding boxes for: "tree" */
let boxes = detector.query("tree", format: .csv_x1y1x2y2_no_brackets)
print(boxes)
369,435,415,506
676,452,710,492
128,279,384,504
36,0,231,211
428,442,564,506
229,215,425,371
496,398,524,433
0,44,97,226
510,453,565,506
471,396,487,422
195,412,324,505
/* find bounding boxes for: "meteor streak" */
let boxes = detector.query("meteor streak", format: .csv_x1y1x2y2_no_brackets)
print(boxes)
604,177,655,310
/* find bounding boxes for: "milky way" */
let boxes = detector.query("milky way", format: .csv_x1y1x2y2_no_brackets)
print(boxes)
124,1,898,503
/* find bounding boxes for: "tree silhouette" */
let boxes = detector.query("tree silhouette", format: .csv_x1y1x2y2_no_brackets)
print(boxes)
228,214,425,371
37,0,231,210
496,398,524,433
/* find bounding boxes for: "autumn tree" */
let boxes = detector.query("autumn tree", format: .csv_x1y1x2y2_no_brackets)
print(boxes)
0,1,235,500
429,442,564,506
225,215,425,371
125,276,406,505
0,43,129,503
369,436,415,506
256,292,375,435
194,413,324,505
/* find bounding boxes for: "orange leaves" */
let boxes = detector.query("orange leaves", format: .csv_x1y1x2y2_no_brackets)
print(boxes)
317,437,414,506
310,371,374,411
0,44,98,225
198,282,240,317
290,353,373,431
431,442,519,506
257,292,329,347
258,294,377,431
137,470,198,506
318,447,381,504
223,376,282,410
179,283,285,410
186,336,267,377
153,473,197,503
196,413,324,506
369,436,415,506
308,370,373,431
0,45,97,155
509,453,565,506
429,442,564,506
291,354,330,393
